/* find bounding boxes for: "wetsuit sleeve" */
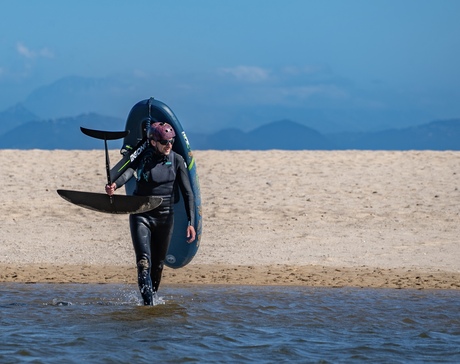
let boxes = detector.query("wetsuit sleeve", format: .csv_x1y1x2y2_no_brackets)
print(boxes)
113,167,135,189
176,154,195,226
112,149,146,188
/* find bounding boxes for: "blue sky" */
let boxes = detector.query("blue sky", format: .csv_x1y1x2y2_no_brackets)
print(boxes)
1,0,459,131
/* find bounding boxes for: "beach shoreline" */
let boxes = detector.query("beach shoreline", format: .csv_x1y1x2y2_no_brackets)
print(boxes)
1,263,459,290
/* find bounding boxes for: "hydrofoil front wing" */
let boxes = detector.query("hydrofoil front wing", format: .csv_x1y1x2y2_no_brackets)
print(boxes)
57,189,162,214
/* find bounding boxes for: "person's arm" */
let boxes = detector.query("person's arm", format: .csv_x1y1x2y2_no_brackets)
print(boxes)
105,167,135,195
176,155,196,242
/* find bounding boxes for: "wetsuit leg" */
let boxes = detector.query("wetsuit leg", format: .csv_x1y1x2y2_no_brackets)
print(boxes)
130,212,174,305
149,213,174,292
129,213,154,305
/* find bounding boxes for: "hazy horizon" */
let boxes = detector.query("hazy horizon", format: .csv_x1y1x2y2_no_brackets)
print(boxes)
1,1,459,133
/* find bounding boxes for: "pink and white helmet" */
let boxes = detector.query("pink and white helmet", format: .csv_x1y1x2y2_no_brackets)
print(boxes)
147,122,176,141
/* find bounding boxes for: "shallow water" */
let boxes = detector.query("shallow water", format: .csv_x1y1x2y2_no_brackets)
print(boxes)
0,284,459,363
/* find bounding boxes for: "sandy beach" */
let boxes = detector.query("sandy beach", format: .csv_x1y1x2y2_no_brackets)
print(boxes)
1,150,459,289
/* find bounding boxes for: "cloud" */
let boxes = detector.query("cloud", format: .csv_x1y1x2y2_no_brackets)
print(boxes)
219,66,270,83
281,65,325,76
16,43,33,58
213,64,351,105
279,85,349,100
16,42,54,59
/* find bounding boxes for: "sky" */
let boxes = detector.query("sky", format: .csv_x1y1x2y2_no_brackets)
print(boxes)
1,0,460,132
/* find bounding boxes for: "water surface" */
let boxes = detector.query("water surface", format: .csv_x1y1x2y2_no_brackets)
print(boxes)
0,284,459,363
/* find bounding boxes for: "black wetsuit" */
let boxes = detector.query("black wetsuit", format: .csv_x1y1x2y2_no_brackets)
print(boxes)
113,146,195,305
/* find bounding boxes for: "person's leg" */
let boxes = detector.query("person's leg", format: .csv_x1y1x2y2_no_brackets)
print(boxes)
150,214,174,293
129,214,154,305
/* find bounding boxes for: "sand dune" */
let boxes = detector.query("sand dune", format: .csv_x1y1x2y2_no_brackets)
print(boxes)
1,150,459,289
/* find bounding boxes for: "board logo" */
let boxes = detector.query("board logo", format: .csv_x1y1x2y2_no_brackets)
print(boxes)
165,254,176,264
182,131,190,148
130,140,148,162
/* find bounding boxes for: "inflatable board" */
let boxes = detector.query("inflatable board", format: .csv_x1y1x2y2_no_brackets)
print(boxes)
110,98,202,268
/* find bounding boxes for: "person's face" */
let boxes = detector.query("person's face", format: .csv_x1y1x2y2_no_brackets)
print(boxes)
151,138,175,155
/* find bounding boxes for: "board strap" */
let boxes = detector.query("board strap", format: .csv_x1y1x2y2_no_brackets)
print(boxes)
57,189,162,214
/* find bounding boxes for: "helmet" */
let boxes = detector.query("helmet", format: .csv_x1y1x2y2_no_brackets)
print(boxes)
147,122,176,141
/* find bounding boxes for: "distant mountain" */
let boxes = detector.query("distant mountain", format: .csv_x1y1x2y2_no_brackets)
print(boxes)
250,120,333,150
0,103,39,136
328,119,460,150
1,114,459,151
23,75,139,120
203,128,249,150
13,74,434,134
0,113,125,149
196,120,333,150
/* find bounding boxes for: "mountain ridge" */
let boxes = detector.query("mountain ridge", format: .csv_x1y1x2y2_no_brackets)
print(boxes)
0,103,40,136
1,110,459,150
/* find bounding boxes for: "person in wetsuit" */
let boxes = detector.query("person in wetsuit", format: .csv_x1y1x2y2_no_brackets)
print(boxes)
105,122,196,305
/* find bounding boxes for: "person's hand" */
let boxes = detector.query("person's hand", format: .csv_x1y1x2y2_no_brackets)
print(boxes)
186,225,196,243
105,183,117,196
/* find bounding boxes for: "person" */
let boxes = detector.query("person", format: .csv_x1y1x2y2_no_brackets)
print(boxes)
105,122,196,305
